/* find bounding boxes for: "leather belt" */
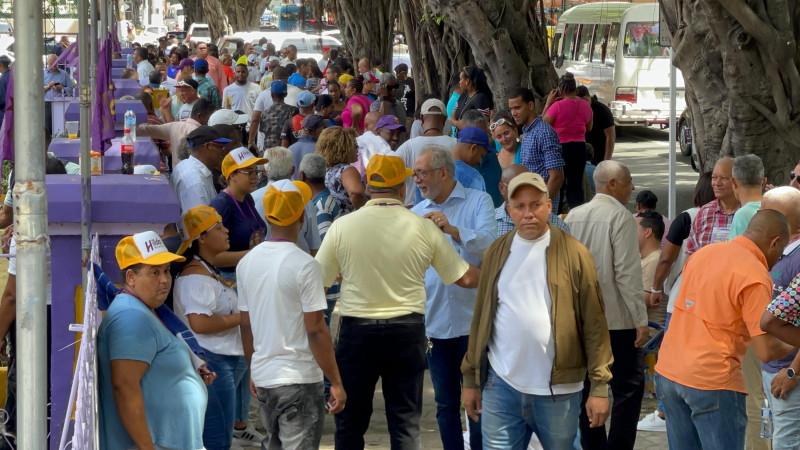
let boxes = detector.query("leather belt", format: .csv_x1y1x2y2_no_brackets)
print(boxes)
340,313,424,326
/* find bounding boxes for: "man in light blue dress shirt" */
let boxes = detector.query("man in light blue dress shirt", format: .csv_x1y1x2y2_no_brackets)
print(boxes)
411,145,496,450
44,53,73,136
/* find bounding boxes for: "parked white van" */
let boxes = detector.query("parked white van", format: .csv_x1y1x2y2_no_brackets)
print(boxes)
552,2,686,126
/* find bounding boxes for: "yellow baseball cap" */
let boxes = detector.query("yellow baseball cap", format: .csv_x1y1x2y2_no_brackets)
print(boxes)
177,205,223,255
263,179,312,226
366,154,414,188
338,73,353,85
116,231,185,269
221,147,268,179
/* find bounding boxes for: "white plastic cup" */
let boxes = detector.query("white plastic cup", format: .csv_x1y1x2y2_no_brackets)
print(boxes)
65,121,79,139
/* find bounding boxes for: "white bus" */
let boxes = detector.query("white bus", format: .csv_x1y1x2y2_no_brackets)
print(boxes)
552,2,685,126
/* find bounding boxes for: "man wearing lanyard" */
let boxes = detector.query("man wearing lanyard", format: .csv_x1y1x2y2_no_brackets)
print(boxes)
315,154,482,449
685,157,739,255
410,145,496,449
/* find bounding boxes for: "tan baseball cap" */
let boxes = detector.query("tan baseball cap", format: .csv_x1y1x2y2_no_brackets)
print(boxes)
508,172,549,199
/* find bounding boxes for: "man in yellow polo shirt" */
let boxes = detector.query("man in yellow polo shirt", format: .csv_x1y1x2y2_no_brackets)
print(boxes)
315,154,481,449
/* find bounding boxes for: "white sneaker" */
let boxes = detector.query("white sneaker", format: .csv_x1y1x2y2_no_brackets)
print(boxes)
233,423,265,446
637,410,667,432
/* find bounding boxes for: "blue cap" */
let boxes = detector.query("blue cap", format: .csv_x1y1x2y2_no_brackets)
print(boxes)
271,80,287,95
193,58,209,71
288,72,306,87
458,127,494,153
297,90,316,108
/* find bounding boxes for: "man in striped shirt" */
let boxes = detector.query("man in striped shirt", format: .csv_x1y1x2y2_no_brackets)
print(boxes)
496,164,569,236
686,157,739,255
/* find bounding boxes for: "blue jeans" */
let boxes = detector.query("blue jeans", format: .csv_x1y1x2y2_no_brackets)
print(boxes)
234,355,251,423
762,370,800,450
481,366,581,450
428,336,481,450
204,350,247,449
655,373,747,450
657,312,672,413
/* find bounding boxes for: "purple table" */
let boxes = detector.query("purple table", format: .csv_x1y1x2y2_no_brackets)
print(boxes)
64,99,147,123
113,78,143,99
48,136,160,171
104,137,162,172
120,48,133,55
111,67,124,78
111,59,128,68
47,173,179,448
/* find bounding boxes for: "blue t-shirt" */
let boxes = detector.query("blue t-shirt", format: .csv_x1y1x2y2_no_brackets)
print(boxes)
98,294,207,450
477,152,503,208
210,190,267,273
729,201,761,240
763,240,800,373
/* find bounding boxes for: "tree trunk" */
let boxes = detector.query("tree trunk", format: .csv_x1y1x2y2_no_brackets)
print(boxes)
333,0,399,72
179,0,205,33
428,0,557,111
202,0,232,43
660,0,800,183
225,0,271,33
398,0,473,111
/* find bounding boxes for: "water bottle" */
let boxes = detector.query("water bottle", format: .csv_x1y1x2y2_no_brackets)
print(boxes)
760,398,773,439
125,53,133,69
121,130,135,175
124,107,137,141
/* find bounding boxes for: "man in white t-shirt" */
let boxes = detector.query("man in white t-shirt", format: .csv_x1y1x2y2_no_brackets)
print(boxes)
238,179,345,448
395,99,457,205
222,63,261,139
461,172,613,449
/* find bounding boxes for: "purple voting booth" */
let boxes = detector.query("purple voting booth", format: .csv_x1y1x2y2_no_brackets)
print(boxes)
46,174,179,446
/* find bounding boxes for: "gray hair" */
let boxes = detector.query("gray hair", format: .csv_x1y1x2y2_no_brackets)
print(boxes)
462,110,488,127
299,153,327,181
593,160,630,187
177,138,191,159
264,146,294,181
419,144,455,180
379,72,397,86
732,154,764,187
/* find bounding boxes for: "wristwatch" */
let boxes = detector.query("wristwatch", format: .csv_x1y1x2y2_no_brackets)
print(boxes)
788,367,797,380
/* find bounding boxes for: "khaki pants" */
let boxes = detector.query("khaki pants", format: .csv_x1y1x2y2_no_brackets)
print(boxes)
744,345,771,450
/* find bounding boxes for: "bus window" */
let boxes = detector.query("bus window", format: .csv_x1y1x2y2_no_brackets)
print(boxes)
623,22,666,58
605,23,620,64
562,24,576,60
591,24,609,62
576,24,594,61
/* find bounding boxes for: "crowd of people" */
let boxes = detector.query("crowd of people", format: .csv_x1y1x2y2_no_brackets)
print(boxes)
2,32,800,450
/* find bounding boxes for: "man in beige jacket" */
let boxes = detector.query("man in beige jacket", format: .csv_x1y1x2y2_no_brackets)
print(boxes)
565,160,648,450
462,172,612,449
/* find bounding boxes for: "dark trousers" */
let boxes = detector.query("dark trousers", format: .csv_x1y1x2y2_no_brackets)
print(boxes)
562,141,587,208
579,329,644,450
334,321,426,450
428,336,481,450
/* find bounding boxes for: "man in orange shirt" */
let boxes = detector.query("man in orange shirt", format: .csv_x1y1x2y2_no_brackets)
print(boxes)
655,209,796,449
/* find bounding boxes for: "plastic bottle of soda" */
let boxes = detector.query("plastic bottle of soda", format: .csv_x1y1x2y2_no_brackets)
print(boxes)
121,130,135,175
124,107,137,141
126,53,133,69
760,398,773,439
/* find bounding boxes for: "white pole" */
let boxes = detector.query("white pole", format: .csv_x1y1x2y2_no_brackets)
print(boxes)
13,0,48,446
668,47,677,220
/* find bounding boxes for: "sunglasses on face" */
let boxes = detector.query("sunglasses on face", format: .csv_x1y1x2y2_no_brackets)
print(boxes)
791,172,798,181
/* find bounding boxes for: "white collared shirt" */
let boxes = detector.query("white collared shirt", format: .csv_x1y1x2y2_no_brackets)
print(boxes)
171,155,215,215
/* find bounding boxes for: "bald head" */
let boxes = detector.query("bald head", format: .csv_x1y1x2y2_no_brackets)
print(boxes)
762,186,800,235
502,164,529,184
593,160,629,187
743,209,791,269
365,111,383,133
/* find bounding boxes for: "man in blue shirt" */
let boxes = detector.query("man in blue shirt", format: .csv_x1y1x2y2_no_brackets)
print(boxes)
0,56,10,128
509,87,564,210
290,114,327,180
452,126,494,193
759,186,800,449
411,145,496,450
44,53,73,136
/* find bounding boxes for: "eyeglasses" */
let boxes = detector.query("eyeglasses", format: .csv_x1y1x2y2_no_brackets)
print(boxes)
490,118,513,131
236,169,257,177
413,167,441,180
791,172,798,182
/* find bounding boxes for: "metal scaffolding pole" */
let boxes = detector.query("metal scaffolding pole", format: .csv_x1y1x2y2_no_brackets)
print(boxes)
90,0,98,98
79,0,92,291
13,0,48,447
100,0,108,37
